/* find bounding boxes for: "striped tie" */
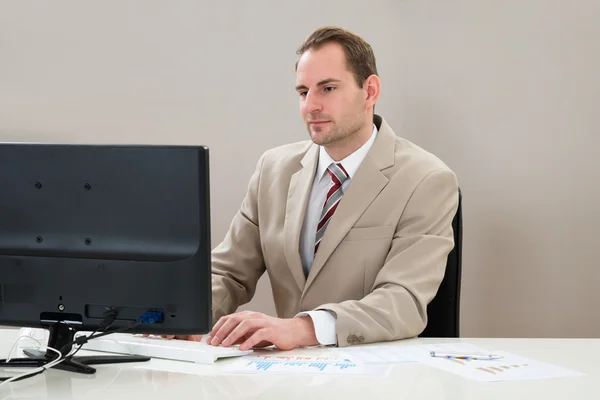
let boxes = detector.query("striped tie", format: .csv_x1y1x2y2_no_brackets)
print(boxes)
315,163,349,255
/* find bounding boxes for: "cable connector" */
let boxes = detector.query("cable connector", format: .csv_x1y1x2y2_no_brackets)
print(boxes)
137,311,164,324
99,309,118,330
73,335,89,347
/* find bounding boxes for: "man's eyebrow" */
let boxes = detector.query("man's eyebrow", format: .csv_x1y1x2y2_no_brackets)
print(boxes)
316,78,341,86
295,78,341,91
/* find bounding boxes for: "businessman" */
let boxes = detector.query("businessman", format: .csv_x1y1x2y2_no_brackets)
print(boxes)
190,26,458,350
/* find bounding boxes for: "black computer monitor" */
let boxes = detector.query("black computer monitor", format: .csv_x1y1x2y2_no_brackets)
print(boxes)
0,142,212,374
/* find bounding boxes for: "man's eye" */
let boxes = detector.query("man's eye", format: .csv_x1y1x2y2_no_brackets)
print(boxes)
299,91,307,97
324,86,335,92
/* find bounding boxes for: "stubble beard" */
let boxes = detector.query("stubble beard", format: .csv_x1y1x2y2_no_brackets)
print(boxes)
306,114,364,147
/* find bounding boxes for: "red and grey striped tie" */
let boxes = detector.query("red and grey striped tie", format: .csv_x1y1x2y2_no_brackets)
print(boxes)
314,163,349,255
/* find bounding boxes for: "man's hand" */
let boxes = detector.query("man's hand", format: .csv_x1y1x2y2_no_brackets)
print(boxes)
206,311,319,351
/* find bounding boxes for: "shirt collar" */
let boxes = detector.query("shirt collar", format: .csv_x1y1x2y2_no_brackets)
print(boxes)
316,124,378,183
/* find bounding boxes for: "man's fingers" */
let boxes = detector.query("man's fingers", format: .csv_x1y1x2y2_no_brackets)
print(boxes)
206,315,230,344
207,312,268,346
209,316,228,336
210,315,245,346
251,340,273,349
221,319,261,347
239,329,270,351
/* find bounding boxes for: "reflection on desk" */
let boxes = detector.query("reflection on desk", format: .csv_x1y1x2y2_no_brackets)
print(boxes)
0,329,598,400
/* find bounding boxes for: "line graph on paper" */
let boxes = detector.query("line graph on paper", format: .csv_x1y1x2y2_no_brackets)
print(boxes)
248,360,356,372
243,355,358,373
223,354,378,375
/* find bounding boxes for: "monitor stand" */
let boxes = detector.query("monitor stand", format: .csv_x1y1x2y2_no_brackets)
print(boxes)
1,322,150,375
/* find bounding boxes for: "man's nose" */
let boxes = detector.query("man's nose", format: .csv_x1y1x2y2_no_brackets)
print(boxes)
304,92,322,114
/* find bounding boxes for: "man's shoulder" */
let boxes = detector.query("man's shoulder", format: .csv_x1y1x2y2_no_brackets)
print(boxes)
382,133,458,209
393,136,453,174
376,115,454,178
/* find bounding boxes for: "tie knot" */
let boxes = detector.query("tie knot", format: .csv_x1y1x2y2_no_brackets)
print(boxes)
327,163,349,186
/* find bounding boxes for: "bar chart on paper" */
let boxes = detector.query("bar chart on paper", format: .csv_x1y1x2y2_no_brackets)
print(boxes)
224,354,389,376
474,363,529,375
421,350,584,382
444,357,529,375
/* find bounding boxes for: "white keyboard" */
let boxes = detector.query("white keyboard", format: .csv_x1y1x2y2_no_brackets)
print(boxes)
79,333,252,364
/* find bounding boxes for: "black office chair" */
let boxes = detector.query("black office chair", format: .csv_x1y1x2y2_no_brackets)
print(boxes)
419,188,463,338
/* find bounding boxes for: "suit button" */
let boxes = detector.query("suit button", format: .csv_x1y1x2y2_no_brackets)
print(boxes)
347,334,358,344
357,336,365,343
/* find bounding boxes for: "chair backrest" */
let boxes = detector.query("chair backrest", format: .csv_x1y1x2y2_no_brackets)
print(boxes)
419,188,463,338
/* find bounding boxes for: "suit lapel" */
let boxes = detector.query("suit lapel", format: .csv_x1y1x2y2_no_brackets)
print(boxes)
304,116,397,291
283,145,318,292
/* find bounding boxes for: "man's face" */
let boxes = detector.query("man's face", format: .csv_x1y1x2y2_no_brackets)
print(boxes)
295,43,367,146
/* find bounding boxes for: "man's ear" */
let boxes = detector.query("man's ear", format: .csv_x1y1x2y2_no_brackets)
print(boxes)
364,74,380,109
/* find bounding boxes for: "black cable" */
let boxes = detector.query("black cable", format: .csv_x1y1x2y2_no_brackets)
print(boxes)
1,311,141,385
64,310,117,359
64,319,143,354
67,328,100,360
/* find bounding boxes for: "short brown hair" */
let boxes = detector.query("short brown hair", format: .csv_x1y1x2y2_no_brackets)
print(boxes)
296,26,378,88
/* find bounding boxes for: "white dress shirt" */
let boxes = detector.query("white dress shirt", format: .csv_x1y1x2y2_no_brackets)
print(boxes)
295,124,378,345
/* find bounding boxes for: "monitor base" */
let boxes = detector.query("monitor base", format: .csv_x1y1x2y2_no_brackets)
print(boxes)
0,321,150,375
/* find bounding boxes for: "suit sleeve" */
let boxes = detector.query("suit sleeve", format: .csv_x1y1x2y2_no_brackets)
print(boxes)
316,168,459,346
210,154,267,326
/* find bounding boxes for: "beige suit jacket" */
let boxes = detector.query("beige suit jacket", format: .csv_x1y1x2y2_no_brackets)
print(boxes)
211,114,459,347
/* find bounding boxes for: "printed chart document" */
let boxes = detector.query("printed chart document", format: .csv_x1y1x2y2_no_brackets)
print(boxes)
327,345,418,364
223,354,391,376
408,343,585,382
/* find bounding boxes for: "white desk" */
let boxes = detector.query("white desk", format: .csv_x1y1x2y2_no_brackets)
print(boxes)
0,329,597,399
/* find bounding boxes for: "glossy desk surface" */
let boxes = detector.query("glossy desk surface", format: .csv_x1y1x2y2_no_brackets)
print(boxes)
0,329,597,399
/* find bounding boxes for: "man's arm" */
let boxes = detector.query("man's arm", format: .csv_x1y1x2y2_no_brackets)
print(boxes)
295,310,337,345
316,168,459,346
211,154,268,324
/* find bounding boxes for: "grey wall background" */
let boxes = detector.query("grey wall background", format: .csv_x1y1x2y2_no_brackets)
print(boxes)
1,0,599,338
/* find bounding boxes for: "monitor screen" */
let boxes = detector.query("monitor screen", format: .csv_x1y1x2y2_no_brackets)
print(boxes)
0,143,212,371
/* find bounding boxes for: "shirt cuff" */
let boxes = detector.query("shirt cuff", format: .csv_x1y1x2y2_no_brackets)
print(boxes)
295,310,337,346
